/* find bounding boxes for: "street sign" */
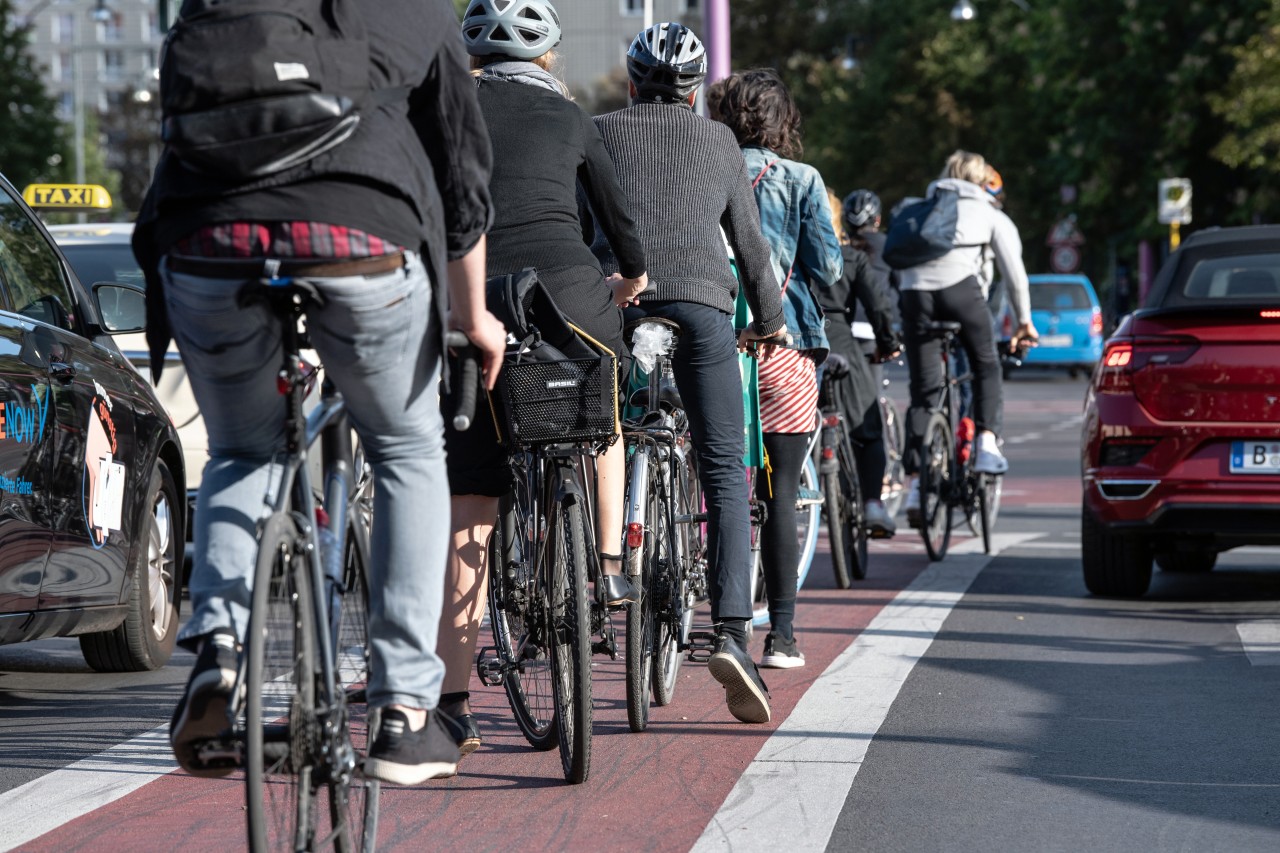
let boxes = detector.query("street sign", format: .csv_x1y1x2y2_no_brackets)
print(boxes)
1158,178,1192,225
1047,216,1084,247
1050,245,1080,274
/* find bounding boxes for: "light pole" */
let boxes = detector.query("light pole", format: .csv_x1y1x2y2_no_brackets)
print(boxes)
74,1,114,188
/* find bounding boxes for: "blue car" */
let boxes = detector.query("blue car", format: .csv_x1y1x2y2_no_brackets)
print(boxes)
1014,274,1104,377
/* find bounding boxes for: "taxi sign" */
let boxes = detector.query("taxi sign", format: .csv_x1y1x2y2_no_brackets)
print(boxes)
22,183,113,211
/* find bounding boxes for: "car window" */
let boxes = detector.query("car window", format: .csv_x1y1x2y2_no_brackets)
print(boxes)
0,191,79,333
1175,253,1280,306
1030,282,1091,311
59,243,146,290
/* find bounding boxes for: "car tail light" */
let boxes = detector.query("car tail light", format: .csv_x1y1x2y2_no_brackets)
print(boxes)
1097,336,1200,393
1090,309,1103,337
1262,310,1280,319
1099,438,1159,467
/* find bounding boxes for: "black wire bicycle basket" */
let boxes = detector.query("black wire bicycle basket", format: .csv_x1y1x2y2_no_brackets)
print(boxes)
492,331,619,446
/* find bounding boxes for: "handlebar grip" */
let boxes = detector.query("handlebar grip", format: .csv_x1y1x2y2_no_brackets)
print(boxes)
445,330,479,432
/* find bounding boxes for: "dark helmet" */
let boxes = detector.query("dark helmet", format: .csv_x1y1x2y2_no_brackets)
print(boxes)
843,189,882,231
626,22,707,103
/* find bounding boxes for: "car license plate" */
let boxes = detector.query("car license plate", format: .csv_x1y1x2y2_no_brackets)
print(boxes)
1039,334,1072,348
1230,441,1280,474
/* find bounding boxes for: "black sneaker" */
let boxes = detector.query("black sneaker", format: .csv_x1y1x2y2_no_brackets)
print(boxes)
363,709,460,785
438,710,481,756
171,630,239,777
760,633,806,669
707,634,772,723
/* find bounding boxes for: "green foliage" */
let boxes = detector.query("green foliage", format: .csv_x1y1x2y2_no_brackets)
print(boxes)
729,0,1274,289
0,0,71,189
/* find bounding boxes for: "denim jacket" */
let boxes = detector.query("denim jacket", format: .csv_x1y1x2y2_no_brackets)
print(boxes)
741,146,842,356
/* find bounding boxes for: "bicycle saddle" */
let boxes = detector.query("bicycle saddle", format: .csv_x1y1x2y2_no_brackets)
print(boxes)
823,351,851,379
629,383,685,413
925,320,963,337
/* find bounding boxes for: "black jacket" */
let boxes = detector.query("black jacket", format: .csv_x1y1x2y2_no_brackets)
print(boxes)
132,0,494,377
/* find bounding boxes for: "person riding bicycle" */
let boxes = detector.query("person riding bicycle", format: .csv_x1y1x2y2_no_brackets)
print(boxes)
133,0,506,786
436,0,648,759
899,150,1037,529
841,189,902,388
707,69,842,670
818,187,901,537
590,22,786,723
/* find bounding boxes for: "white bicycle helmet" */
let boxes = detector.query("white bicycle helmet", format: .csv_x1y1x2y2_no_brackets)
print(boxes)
461,0,562,61
627,22,707,103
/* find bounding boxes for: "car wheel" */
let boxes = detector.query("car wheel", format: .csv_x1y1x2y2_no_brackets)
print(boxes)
81,460,181,672
1080,501,1152,597
1155,549,1217,573
1068,367,1080,379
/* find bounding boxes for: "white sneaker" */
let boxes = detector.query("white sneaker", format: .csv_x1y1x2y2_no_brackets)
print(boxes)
974,433,1009,475
904,479,922,529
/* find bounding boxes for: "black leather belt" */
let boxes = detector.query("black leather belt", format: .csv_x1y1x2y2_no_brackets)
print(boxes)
168,252,405,279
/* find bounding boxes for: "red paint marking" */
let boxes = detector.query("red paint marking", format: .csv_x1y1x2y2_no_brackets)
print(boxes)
29,551,935,851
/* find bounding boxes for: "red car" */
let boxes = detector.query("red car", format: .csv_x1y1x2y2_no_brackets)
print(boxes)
1081,225,1280,596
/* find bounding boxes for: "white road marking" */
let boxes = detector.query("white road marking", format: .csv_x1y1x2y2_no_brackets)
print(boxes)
1236,622,1280,666
693,533,1036,853
0,723,176,851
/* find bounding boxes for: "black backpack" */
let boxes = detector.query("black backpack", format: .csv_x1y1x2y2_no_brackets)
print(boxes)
883,188,966,270
160,0,391,180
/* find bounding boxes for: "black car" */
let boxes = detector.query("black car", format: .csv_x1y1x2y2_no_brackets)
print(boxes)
0,176,185,671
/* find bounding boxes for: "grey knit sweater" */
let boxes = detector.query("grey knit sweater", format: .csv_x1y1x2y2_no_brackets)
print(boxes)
591,102,785,336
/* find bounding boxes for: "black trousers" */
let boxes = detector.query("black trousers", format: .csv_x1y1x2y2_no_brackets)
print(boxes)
900,277,1002,475
756,432,810,640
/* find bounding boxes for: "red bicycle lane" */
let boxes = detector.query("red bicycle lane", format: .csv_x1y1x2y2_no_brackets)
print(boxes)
28,543,939,852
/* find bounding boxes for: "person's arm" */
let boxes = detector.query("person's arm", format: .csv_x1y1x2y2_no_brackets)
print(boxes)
721,153,785,338
447,235,505,389
990,211,1038,348
850,250,900,358
577,112,648,305
795,173,843,290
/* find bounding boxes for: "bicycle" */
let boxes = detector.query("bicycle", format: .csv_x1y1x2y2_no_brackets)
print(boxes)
916,322,1017,559
879,372,908,520
192,273,480,851
814,355,870,588
476,333,618,783
619,317,708,732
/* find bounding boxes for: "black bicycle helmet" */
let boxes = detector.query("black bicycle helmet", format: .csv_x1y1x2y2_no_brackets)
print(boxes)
843,189,882,231
626,22,707,103
461,0,561,61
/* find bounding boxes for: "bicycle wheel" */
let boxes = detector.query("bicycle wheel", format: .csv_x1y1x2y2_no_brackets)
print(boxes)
653,458,694,707
978,473,1002,555
919,413,954,562
822,469,852,589
825,441,868,587
549,493,593,783
625,469,660,732
246,512,319,851
488,489,557,751
881,397,907,518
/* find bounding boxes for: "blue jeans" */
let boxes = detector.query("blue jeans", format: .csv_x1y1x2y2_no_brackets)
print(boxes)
164,252,448,710
625,301,752,624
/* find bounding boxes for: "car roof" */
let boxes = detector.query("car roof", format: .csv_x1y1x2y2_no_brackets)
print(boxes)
1028,274,1094,287
1180,224,1280,249
46,222,135,245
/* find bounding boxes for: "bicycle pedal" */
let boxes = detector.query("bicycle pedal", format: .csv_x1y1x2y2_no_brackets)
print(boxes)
194,737,243,769
476,647,506,687
591,639,618,659
683,630,717,663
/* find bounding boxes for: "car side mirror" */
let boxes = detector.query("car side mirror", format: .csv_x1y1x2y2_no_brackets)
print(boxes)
93,281,146,334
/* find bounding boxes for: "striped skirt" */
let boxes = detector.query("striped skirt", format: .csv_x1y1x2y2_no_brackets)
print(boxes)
757,347,819,434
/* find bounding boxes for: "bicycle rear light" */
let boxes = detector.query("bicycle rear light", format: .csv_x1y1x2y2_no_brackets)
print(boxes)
627,522,644,549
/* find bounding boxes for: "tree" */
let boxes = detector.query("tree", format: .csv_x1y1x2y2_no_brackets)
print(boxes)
0,0,71,188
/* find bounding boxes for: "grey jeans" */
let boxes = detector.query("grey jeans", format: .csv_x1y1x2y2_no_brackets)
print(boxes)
164,251,448,710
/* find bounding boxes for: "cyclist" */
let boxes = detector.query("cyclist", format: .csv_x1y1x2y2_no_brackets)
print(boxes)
591,22,786,723
899,150,1037,529
133,0,506,786
437,0,648,757
841,189,901,391
708,69,841,670
817,188,901,537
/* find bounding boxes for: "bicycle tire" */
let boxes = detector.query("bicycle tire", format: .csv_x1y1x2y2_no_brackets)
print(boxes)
920,413,954,562
489,489,557,751
246,512,319,852
550,494,593,783
653,458,693,707
881,397,907,519
823,471,853,590
979,473,1002,555
625,470,659,732
826,436,869,585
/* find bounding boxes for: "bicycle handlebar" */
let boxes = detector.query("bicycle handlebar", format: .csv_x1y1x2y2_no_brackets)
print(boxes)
444,330,480,432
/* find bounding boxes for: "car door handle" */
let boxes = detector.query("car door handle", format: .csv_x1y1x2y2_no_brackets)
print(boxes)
49,361,77,383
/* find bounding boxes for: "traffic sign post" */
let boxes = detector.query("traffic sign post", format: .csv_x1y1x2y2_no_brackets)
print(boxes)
1158,178,1192,251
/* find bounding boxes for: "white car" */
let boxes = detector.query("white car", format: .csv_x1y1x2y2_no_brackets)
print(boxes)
47,223,207,516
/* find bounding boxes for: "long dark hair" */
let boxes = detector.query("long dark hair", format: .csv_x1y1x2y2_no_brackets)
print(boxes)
708,69,802,160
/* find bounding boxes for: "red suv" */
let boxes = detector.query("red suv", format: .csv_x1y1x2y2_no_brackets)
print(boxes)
1082,225,1280,596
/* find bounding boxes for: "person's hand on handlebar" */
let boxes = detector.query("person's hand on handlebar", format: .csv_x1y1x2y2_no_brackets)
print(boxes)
608,272,648,308
454,311,506,390
737,325,791,362
1010,321,1039,353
